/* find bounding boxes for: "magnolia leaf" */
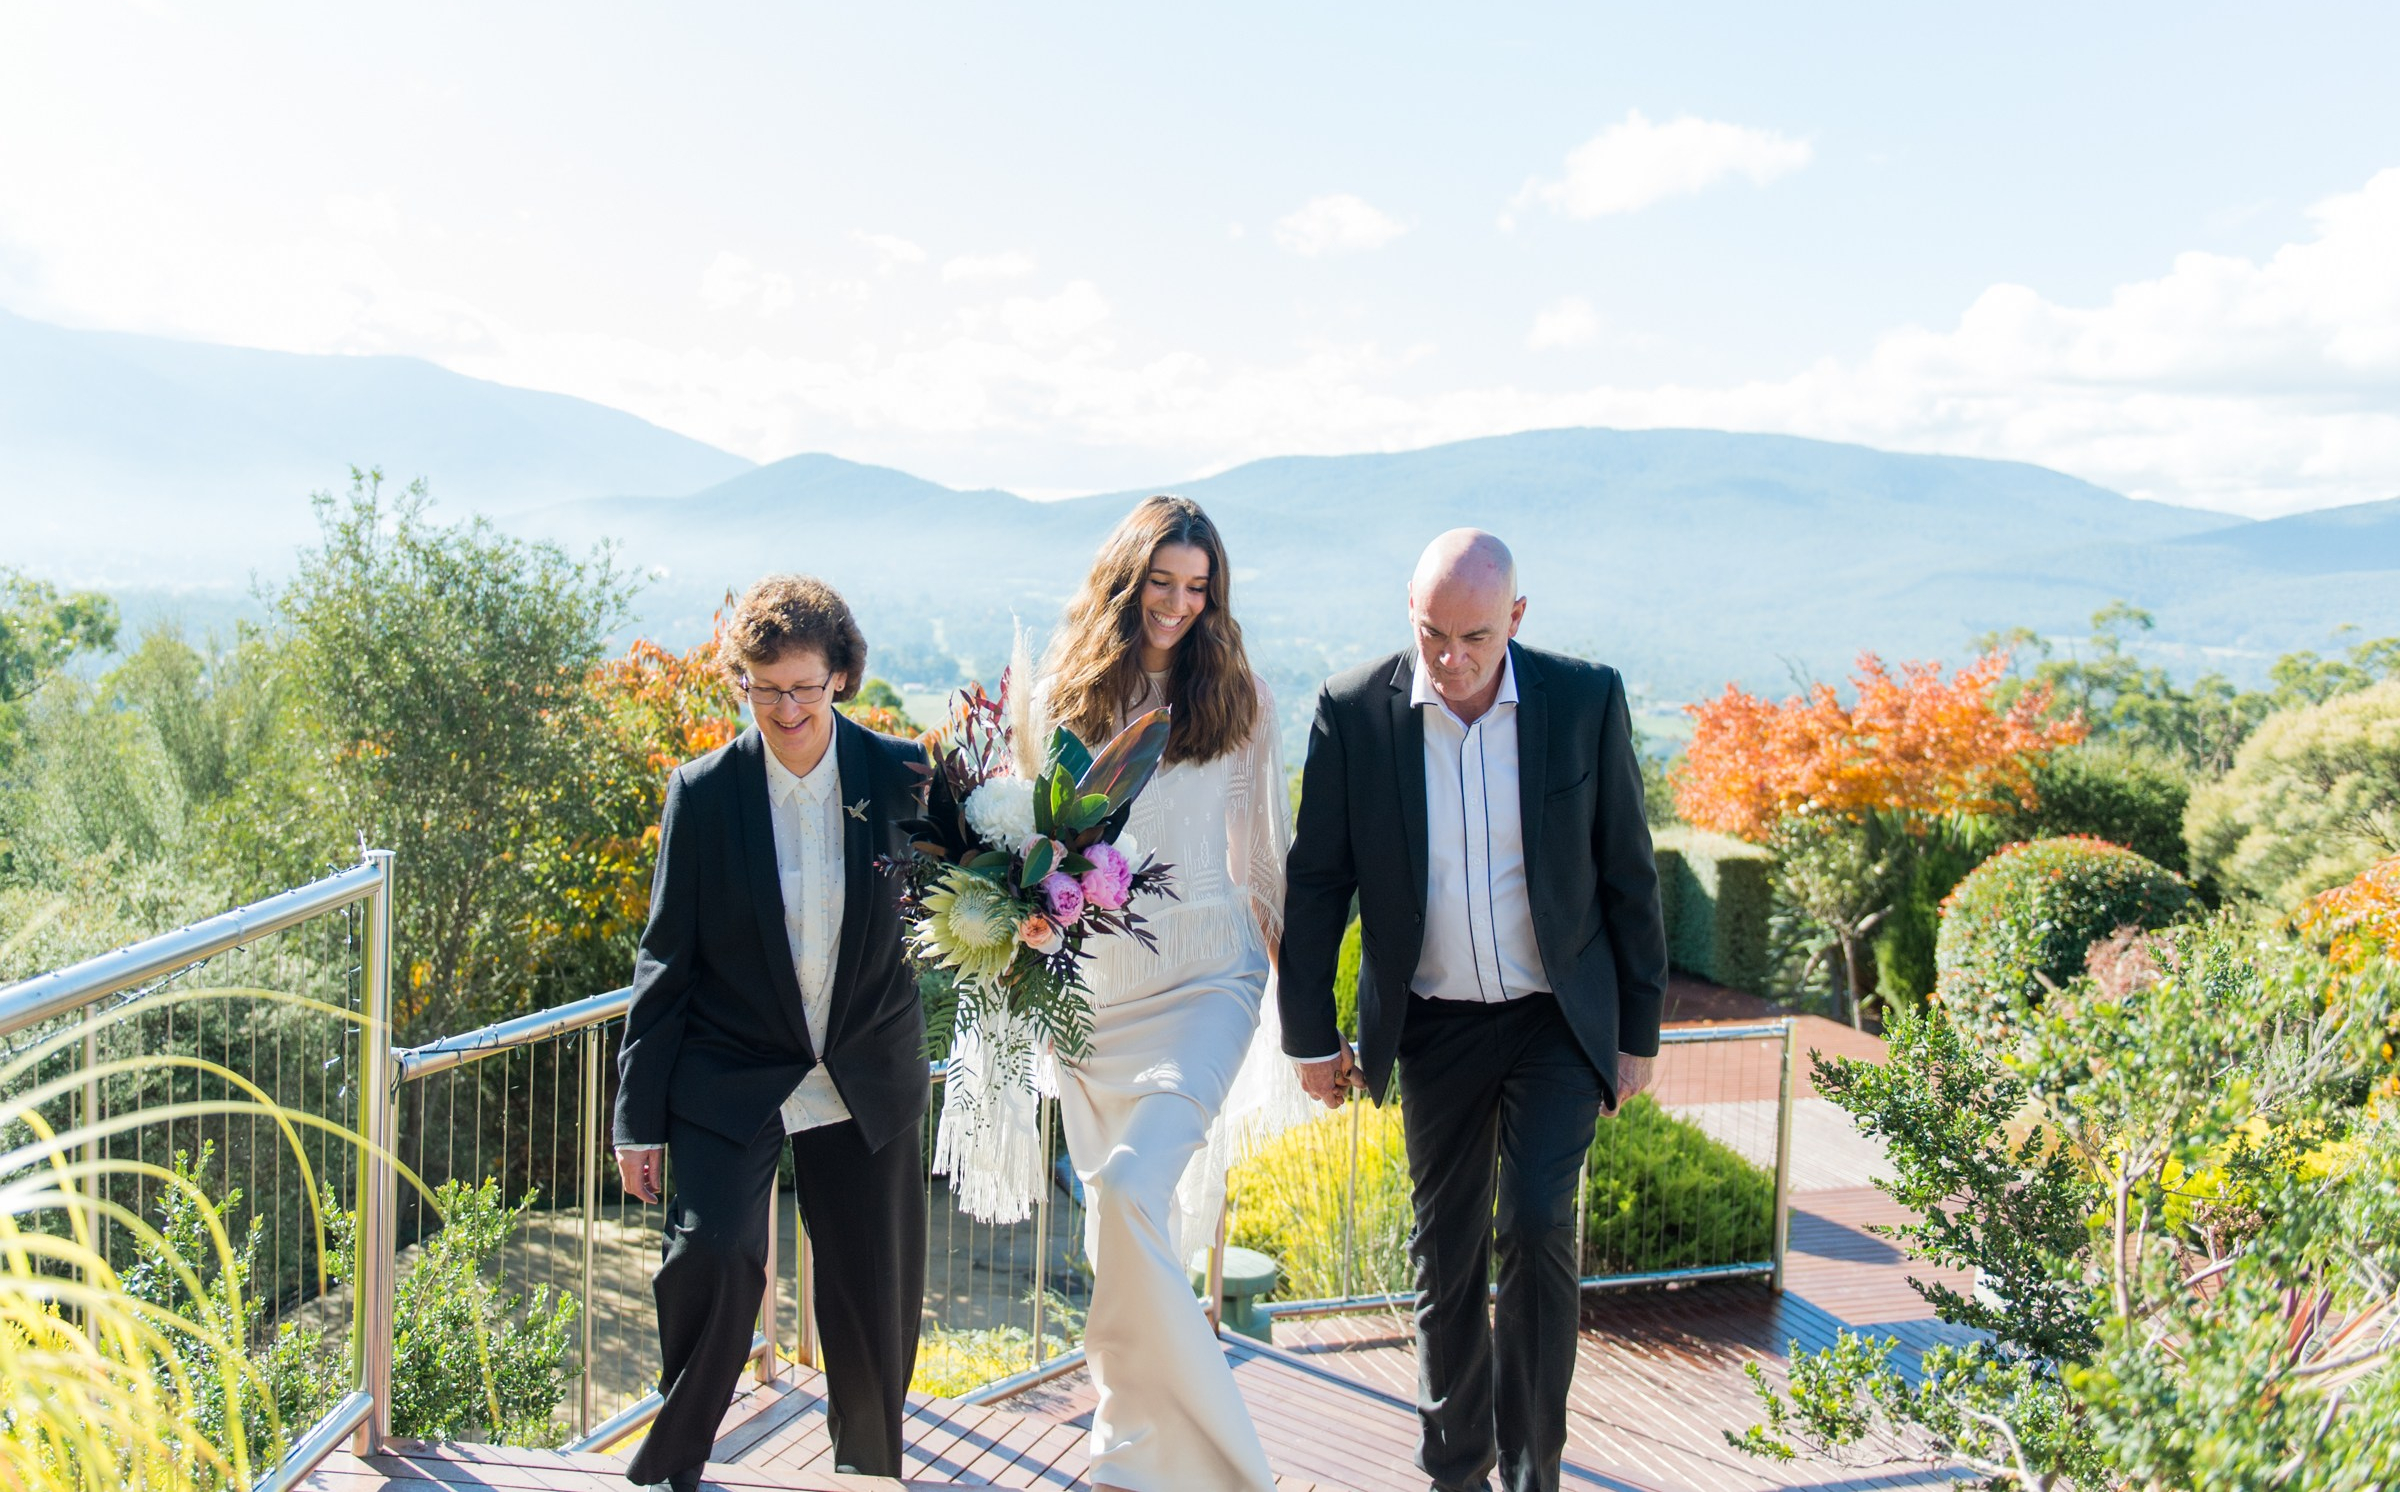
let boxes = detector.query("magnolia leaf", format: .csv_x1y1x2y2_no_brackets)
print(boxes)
1078,705,1173,819
1057,790,1113,833
1020,839,1056,889
1045,725,1095,784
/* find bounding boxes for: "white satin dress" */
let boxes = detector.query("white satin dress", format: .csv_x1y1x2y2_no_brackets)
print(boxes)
1056,674,1304,1492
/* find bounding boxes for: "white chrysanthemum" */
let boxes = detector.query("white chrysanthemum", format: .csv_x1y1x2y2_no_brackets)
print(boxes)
963,776,1037,850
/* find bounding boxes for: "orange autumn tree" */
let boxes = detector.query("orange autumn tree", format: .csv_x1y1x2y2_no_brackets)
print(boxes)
563,617,925,947
1673,651,2083,1025
2294,855,2400,1101
1675,651,2083,841
555,629,744,945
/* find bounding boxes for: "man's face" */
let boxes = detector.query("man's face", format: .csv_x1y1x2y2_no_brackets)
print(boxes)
1409,578,1524,706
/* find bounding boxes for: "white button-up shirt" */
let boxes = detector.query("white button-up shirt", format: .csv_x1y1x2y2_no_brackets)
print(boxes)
1411,652,1550,1004
763,739,852,1131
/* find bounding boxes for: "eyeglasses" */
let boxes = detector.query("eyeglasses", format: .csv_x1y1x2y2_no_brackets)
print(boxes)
737,676,835,710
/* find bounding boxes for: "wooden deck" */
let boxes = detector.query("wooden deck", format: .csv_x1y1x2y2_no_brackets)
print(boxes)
308,985,1976,1491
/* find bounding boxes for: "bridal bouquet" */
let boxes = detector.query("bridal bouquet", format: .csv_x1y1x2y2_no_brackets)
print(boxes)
899,677,1177,1219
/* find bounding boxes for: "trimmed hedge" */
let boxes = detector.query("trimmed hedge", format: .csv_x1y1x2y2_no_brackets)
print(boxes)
1655,827,1776,995
1935,835,2194,1047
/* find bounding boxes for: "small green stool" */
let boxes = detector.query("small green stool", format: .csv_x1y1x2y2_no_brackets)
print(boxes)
1189,1245,1279,1343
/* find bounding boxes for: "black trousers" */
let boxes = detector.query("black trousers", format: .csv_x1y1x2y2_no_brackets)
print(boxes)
623,1111,925,1486
1397,993,1605,1492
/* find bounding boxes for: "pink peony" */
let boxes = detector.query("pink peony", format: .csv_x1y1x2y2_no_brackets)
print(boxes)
1017,912,1063,956
1080,841,1133,911
1040,871,1086,925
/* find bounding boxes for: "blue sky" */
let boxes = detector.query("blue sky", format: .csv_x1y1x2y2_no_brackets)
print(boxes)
5,1,2398,514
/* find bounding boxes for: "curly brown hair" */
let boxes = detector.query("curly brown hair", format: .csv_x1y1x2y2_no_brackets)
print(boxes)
715,574,867,704
1044,495,1258,766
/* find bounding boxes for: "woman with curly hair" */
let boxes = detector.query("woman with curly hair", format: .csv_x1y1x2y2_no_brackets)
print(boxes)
1040,495,1303,1491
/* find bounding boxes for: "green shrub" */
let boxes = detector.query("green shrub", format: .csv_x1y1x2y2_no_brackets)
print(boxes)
1935,836,2193,1047
1227,1102,1413,1302
1873,828,1997,1011
1655,827,1776,994
1583,1093,1774,1274
1333,918,1362,1043
910,1291,1084,1396
2185,678,2400,909
2001,742,2193,875
1228,1090,1775,1297
336,1178,582,1447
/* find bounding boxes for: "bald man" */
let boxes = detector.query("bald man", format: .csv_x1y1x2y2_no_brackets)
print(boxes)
1279,530,1668,1492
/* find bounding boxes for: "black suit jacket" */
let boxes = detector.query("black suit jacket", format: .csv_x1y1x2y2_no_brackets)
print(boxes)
1278,642,1669,1103
613,716,931,1154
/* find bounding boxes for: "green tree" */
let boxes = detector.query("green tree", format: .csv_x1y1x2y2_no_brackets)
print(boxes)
269,471,634,1038
1989,604,2400,779
2185,679,2400,910
1770,810,1910,1029
0,569,117,719
1998,741,2192,874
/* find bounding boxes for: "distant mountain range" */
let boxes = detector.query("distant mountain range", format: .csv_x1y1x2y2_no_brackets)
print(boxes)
0,308,751,583
6,310,2398,714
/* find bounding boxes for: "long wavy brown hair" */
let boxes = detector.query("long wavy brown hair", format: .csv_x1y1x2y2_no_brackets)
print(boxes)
1045,495,1259,766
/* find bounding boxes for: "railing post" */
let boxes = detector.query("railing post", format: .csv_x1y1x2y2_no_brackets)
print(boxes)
578,1026,600,1436
797,1227,820,1369
1203,1202,1229,1333
81,1007,100,1345
1029,1094,1053,1366
756,1180,780,1386
1341,1095,1361,1302
1572,1155,1589,1287
353,849,397,1452
1770,1018,1796,1294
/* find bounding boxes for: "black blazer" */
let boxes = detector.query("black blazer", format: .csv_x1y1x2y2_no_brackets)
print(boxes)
1278,642,1669,1103
613,715,931,1154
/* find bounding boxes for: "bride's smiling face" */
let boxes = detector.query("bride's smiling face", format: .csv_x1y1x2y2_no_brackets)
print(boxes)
1137,542,1210,664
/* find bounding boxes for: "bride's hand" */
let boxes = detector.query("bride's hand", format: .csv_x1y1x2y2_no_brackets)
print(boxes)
1296,1045,1363,1108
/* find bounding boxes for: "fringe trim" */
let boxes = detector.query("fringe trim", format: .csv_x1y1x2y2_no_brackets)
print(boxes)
932,998,1053,1224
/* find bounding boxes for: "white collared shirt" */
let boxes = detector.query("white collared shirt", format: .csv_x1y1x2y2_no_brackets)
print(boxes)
763,738,851,1131
1411,652,1550,1004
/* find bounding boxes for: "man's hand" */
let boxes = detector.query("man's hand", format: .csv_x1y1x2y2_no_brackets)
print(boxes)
1296,1045,1366,1109
1604,1052,1655,1116
616,1145,666,1204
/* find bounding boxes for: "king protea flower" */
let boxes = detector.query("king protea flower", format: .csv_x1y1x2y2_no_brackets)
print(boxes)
918,866,1022,983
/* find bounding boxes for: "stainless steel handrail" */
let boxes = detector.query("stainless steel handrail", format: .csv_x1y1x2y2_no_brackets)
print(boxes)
0,858,388,1038
565,1333,773,1454
251,1389,374,1492
394,986,633,1080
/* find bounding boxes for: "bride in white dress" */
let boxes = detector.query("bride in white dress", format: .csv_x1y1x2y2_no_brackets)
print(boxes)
1039,495,1302,1492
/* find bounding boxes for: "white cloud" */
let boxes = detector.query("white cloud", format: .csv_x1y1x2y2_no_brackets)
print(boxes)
1517,110,1812,219
1526,296,1601,350
1273,193,1408,257
698,252,794,314
994,279,1111,352
941,250,1037,283
853,231,927,268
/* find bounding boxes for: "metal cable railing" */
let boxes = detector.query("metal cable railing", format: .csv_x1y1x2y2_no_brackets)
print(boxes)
4,857,1799,1482
0,851,395,1492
